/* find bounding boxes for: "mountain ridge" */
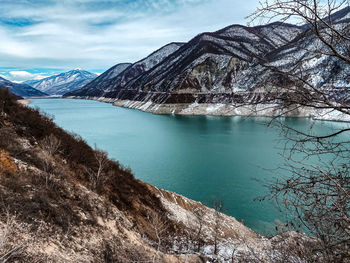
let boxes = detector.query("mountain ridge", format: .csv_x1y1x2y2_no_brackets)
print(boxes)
65,22,302,101
64,8,350,121
0,76,47,97
25,69,98,95
66,42,184,97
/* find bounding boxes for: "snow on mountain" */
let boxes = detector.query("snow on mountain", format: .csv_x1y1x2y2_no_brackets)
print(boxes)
65,24,301,100
65,63,131,97
25,69,98,95
0,77,47,97
66,43,183,97
64,7,350,118
95,63,132,82
97,23,302,101
243,13,350,92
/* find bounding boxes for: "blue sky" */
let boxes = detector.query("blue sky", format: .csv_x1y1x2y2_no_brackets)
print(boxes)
0,0,258,82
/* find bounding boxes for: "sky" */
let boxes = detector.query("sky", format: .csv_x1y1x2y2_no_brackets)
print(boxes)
0,0,258,82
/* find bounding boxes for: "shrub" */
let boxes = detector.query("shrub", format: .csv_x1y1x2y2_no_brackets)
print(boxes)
0,150,16,174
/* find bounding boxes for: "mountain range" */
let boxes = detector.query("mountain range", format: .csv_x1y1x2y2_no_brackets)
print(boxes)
0,76,47,97
68,43,183,97
24,69,98,95
65,7,350,120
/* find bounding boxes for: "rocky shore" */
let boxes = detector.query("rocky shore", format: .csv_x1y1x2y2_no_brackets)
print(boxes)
67,96,350,122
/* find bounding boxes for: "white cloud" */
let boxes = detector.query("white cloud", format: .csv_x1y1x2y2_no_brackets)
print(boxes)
0,0,259,71
9,71,49,82
9,71,33,80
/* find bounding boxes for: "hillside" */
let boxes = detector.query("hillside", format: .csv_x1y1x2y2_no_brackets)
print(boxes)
0,77,47,97
0,89,317,262
25,69,98,95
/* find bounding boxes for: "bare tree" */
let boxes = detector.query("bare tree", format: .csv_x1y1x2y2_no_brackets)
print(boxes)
212,198,224,256
39,150,54,188
246,0,350,261
246,0,350,116
38,134,62,187
94,148,108,186
0,210,27,262
85,145,108,189
147,212,168,263
193,207,204,252
40,134,61,156
235,230,318,263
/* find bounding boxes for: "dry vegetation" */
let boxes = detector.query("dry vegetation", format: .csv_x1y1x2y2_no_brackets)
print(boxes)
0,89,183,262
0,89,245,262
0,89,341,262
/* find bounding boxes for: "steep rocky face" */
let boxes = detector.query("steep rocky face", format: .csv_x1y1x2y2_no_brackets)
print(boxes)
25,69,97,95
0,77,47,97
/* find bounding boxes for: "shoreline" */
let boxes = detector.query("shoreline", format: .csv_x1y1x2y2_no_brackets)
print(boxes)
17,99,32,105
65,96,350,123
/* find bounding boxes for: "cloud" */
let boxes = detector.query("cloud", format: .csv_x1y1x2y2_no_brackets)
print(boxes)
0,0,258,73
8,70,49,82
9,71,34,79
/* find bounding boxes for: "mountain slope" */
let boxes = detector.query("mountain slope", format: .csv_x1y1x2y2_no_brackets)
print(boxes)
0,89,313,262
115,23,302,96
66,42,184,97
236,11,350,101
25,69,97,95
0,77,47,97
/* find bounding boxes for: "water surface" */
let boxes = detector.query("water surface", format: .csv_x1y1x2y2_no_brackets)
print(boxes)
30,98,347,235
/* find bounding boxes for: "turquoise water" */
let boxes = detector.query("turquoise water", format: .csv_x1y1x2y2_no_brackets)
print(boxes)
30,98,348,235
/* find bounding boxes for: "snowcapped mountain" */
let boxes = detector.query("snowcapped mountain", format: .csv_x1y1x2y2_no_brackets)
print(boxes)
65,23,301,101
25,69,98,95
0,77,47,97
237,9,350,95
118,23,303,96
64,7,350,118
65,63,131,97
66,43,183,97
92,63,132,83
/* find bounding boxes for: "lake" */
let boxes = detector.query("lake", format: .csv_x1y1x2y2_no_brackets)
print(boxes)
30,98,347,235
